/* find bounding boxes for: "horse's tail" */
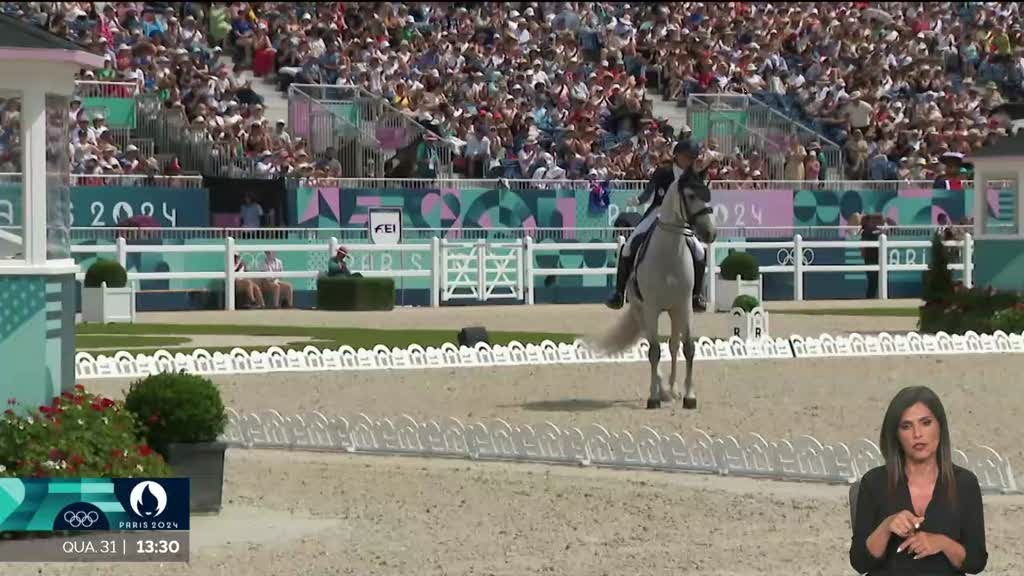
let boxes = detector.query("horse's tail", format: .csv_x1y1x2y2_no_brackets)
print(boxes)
590,307,643,354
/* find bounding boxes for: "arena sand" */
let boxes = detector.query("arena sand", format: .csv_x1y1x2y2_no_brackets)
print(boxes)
8,304,1022,575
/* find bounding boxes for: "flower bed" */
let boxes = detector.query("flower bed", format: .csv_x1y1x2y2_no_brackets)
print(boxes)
0,385,170,478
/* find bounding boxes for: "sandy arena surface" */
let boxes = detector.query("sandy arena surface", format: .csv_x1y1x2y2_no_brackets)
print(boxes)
131,300,921,340
13,303,1021,575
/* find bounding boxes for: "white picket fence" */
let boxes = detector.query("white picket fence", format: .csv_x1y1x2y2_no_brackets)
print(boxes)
70,234,973,309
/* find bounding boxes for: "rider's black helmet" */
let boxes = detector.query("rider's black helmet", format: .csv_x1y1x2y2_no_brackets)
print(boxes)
673,139,701,157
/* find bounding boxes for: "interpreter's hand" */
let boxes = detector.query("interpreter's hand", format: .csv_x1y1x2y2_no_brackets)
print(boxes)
898,531,946,560
886,510,925,538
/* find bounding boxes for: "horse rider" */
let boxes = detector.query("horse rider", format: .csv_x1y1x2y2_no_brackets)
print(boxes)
606,139,712,311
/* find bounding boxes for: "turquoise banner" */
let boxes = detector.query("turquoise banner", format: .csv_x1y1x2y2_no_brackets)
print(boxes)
0,478,189,531
0,186,209,228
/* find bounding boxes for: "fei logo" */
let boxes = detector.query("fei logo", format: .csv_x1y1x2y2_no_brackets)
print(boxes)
368,208,402,245
129,481,167,518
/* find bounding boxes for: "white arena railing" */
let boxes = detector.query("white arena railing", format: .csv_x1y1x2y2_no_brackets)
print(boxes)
67,224,971,243
70,234,973,310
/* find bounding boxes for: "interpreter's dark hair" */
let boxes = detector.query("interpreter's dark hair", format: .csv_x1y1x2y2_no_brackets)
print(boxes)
880,386,957,508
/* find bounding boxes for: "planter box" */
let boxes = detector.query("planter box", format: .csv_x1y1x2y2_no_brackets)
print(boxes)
166,441,227,514
715,276,763,312
82,282,135,323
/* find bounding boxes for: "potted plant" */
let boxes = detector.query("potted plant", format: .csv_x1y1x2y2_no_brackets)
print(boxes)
716,251,762,312
125,372,228,514
82,259,135,323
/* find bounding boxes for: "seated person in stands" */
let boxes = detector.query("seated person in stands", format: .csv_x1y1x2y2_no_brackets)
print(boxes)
233,254,265,308
258,251,293,308
325,247,361,278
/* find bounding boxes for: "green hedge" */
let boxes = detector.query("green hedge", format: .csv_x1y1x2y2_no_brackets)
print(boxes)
720,251,759,281
317,276,395,311
84,259,128,288
918,288,1022,334
732,294,760,312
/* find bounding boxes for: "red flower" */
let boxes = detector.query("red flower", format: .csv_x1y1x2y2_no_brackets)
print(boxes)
100,398,116,409
3,409,14,416
90,402,104,412
73,396,84,405
111,449,124,458
147,414,161,425
138,445,154,457
74,384,85,392
69,454,85,465
61,392,74,400
48,449,64,460
39,405,52,415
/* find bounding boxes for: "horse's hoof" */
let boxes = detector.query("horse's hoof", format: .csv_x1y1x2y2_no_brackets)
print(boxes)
682,397,697,410
646,398,661,410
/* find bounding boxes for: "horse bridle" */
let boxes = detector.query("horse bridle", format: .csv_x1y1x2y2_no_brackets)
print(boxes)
657,185,712,236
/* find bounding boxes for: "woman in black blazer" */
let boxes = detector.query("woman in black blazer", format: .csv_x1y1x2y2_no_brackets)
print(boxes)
850,386,988,574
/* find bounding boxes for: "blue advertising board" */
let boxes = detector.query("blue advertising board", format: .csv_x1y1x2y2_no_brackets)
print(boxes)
0,185,209,228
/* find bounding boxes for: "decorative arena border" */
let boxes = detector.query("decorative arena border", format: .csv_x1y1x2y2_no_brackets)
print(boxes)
75,330,1024,380
219,409,1019,494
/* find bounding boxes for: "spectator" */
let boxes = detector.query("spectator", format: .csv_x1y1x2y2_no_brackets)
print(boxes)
240,195,264,228
259,251,293,308
233,254,265,309
326,246,361,278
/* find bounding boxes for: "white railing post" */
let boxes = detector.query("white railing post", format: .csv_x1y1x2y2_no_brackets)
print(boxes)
707,240,717,312
225,236,236,311
793,234,804,301
328,236,339,257
516,238,525,302
524,236,535,305
116,236,127,269
476,238,487,302
963,233,973,288
440,238,449,302
878,233,889,300
430,236,440,307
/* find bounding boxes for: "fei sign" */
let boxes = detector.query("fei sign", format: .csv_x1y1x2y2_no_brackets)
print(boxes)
368,208,402,245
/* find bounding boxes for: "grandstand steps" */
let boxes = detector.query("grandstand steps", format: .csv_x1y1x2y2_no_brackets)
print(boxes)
224,58,288,126
649,88,688,135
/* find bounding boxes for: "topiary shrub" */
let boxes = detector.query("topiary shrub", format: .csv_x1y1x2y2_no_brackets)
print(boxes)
720,251,759,281
732,294,760,312
84,259,128,289
124,372,227,459
317,276,395,311
0,385,171,478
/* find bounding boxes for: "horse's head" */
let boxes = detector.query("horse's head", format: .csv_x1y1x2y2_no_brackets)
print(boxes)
682,180,717,245
660,141,717,244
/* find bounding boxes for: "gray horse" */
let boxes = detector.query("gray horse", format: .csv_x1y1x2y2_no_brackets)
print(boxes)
591,172,716,409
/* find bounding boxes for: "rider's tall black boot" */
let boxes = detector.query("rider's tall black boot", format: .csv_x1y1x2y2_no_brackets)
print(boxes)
692,254,707,312
606,251,634,309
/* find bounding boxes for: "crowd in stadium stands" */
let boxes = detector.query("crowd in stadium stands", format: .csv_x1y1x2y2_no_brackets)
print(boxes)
5,2,1024,183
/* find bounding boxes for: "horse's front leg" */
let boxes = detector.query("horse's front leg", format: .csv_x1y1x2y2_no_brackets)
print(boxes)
644,314,663,409
663,309,681,402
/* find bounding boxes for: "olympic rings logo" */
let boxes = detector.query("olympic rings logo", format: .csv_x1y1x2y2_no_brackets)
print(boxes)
777,247,815,266
63,510,99,528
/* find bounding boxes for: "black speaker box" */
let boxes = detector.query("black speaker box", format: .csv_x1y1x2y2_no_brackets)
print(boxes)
457,326,490,347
